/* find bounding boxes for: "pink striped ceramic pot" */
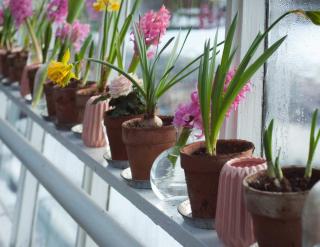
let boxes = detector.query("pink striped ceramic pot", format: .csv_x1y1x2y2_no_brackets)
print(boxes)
215,157,267,247
82,96,109,147
19,63,40,97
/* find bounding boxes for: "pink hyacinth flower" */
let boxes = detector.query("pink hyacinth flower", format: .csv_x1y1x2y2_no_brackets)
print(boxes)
132,5,171,58
224,67,252,116
70,20,90,52
47,0,68,24
56,22,72,40
9,0,32,27
173,90,203,131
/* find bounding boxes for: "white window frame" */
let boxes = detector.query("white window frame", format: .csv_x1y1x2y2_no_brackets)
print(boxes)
222,0,266,155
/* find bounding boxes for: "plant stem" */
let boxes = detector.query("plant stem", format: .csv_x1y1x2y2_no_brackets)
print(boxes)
26,19,43,63
128,54,140,73
168,127,192,167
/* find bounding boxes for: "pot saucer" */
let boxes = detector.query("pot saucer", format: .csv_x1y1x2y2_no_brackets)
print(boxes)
71,124,82,138
120,168,151,189
55,122,75,131
103,151,129,169
40,111,55,122
24,94,32,104
178,200,214,230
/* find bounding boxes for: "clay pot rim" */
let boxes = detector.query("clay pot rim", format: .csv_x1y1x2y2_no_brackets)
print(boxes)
104,112,143,121
243,166,317,196
225,157,266,171
122,116,175,131
180,139,255,159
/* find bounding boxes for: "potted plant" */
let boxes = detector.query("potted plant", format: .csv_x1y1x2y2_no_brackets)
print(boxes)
80,0,142,147
244,109,320,247
179,9,320,219
90,22,210,181
98,5,171,161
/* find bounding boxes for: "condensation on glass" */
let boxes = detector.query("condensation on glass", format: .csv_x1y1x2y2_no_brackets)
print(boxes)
265,0,320,165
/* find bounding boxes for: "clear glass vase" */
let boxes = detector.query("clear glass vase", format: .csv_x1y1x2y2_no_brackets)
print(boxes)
150,147,188,202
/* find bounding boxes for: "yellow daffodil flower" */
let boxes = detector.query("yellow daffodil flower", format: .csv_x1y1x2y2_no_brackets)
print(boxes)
107,0,120,11
92,0,120,12
47,50,77,88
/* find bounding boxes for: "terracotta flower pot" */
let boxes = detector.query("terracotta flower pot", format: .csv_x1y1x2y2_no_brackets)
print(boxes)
44,82,56,118
82,96,109,147
104,114,143,161
20,63,41,97
27,65,41,97
0,49,8,75
75,82,98,122
243,167,320,247
53,83,81,128
215,157,267,247
122,116,177,180
9,51,28,82
180,140,254,219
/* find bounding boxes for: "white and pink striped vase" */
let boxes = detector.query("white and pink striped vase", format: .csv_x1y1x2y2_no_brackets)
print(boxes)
215,157,267,247
82,96,109,147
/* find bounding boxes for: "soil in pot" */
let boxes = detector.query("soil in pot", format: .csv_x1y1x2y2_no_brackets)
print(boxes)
180,140,255,219
122,116,176,180
244,167,320,247
104,113,143,161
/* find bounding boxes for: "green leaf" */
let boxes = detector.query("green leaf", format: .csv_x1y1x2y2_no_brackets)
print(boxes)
302,10,320,25
67,0,84,23
78,35,93,61
32,64,49,107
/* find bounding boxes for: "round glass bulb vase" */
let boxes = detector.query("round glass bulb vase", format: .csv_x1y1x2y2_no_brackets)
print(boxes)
150,147,188,202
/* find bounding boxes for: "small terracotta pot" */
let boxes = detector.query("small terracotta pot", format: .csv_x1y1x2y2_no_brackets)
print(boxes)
122,116,176,180
180,140,254,219
0,49,8,75
104,114,143,161
243,167,320,247
75,82,98,122
20,63,41,97
9,51,28,82
53,83,81,128
215,157,267,247
44,82,56,118
82,96,109,147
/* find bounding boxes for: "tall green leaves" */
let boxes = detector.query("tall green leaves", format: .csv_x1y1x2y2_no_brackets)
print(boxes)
67,0,85,23
90,24,222,118
305,109,320,178
198,13,287,156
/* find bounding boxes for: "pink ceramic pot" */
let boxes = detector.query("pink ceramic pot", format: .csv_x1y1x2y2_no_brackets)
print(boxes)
82,96,109,147
215,157,267,247
19,63,41,97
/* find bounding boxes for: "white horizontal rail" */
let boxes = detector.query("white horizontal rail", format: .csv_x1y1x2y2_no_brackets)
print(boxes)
0,117,142,247
0,83,221,247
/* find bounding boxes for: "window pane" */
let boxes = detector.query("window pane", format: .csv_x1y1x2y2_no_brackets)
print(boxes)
265,0,320,164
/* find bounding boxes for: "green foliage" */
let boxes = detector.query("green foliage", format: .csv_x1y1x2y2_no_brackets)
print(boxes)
305,109,320,178
67,0,85,23
107,92,145,118
198,13,286,156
